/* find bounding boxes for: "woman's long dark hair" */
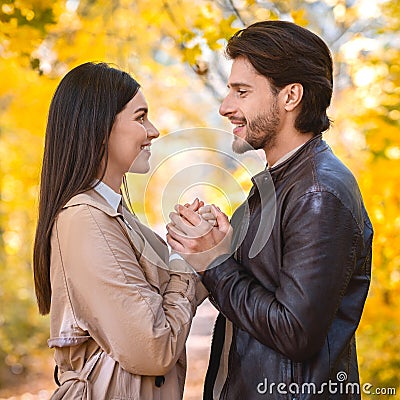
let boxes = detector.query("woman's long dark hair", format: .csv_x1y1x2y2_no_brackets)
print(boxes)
33,62,140,315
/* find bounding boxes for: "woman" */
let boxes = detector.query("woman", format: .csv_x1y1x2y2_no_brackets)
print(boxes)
33,62,205,399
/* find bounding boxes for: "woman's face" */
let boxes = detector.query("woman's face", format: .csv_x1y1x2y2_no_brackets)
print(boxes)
106,90,160,183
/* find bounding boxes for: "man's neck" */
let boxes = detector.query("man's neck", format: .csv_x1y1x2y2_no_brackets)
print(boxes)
264,131,314,167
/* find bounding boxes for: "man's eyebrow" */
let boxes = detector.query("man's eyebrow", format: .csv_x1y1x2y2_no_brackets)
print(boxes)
228,82,253,89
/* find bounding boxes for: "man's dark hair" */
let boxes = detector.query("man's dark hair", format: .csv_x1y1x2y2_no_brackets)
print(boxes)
226,20,333,135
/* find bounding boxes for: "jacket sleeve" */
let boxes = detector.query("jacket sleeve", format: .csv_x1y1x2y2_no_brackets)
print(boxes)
55,204,198,376
202,191,363,361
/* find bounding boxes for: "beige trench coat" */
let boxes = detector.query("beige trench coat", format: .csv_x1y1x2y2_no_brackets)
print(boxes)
48,189,206,399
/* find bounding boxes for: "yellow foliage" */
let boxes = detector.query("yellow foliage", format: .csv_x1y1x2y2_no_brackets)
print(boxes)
3,24,42,56
0,60,23,96
291,9,308,26
181,44,202,65
0,0,399,395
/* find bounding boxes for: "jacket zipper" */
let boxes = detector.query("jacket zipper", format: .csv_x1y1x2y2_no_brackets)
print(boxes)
220,222,245,400
290,360,301,400
220,325,236,400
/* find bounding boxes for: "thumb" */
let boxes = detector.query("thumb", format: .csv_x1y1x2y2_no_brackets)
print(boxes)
186,198,199,211
211,205,230,233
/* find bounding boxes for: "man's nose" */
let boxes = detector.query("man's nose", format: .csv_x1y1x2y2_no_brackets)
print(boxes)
219,93,235,117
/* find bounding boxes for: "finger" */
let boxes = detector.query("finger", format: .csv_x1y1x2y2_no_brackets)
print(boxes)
199,205,218,226
211,204,228,218
186,198,205,212
168,212,184,227
176,204,203,226
186,198,199,211
166,221,187,237
169,211,202,230
166,233,186,253
198,205,212,215
199,212,215,221
172,204,218,238
166,222,189,241
211,205,231,232
167,217,211,240
169,212,200,237
166,228,199,255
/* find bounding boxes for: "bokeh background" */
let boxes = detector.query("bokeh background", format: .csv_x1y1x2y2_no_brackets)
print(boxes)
0,0,399,398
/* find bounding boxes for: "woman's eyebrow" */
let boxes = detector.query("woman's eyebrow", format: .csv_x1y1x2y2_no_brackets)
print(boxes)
133,106,148,114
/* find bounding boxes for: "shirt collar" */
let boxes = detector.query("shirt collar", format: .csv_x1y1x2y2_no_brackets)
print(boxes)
268,142,306,169
94,180,122,212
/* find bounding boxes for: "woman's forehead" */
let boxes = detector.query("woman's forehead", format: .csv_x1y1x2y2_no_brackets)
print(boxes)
126,89,148,111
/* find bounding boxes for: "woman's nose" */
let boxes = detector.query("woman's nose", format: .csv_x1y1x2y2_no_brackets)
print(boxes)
146,120,160,139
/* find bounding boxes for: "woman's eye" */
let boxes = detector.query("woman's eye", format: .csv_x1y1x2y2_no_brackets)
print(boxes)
137,115,145,124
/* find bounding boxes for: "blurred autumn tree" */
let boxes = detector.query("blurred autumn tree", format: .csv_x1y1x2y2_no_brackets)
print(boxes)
0,0,399,396
347,0,400,394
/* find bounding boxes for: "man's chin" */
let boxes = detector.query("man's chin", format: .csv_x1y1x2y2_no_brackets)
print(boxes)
232,136,252,154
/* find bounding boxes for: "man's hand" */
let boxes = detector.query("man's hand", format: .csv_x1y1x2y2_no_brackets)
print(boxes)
166,204,233,273
184,200,216,226
198,204,218,227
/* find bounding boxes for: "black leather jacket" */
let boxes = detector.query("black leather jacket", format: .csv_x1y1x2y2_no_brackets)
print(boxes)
202,135,373,400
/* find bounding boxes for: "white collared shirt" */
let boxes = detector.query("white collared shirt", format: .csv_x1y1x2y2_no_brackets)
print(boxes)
268,142,306,169
94,180,122,212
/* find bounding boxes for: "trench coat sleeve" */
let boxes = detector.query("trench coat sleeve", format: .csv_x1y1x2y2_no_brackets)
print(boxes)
54,204,197,376
202,191,369,362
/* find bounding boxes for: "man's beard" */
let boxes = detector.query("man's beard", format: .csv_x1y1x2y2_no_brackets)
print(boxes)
232,99,280,154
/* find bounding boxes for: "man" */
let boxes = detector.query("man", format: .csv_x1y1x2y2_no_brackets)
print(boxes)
167,20,373,399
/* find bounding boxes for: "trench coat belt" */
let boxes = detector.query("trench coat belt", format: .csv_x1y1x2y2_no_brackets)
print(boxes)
59,351,103,385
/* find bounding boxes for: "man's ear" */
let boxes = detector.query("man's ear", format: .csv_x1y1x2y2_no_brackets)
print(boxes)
282,83,303,111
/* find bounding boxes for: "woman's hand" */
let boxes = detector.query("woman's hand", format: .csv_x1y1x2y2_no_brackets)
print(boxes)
184,199,217,226
166,204,232,273
184,198,204,213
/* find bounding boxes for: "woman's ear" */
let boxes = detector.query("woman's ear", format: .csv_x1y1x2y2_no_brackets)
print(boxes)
283,83,303,111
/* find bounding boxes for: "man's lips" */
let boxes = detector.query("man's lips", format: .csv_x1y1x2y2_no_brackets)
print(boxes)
231,120,246,135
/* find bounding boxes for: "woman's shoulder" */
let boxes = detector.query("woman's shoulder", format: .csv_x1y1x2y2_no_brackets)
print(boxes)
62,189,119,216
54,190,123,243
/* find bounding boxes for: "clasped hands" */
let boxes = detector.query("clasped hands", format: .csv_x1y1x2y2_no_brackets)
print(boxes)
166,198,233,274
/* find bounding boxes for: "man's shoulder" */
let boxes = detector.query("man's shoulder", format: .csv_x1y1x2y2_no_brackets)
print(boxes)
280,139,357,195
312,147,360,200
285,146,367,228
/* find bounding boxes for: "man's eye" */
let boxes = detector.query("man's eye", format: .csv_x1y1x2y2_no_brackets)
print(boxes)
237,90,247,97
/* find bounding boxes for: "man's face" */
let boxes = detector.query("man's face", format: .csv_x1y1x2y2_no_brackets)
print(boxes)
219,57,281,154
